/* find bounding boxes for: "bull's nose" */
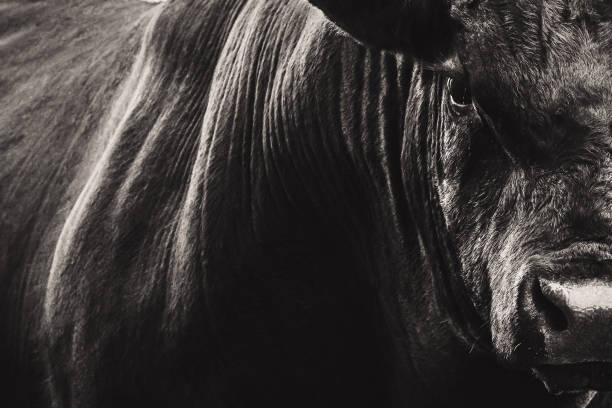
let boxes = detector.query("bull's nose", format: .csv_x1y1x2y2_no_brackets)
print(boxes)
534,278,612,363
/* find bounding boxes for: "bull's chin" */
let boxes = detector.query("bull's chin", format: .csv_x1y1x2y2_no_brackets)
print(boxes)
533,362,612,395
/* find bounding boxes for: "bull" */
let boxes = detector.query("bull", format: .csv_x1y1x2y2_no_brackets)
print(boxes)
1,0,611,407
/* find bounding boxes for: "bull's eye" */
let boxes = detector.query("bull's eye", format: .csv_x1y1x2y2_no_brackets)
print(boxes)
447,77,472,110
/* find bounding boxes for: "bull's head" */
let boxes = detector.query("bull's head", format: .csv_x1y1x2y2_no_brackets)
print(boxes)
308,0,612,397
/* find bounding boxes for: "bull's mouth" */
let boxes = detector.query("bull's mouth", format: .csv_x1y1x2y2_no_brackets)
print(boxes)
533,363,612,395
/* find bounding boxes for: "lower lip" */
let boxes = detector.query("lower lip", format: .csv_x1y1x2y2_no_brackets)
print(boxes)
533,363,612,395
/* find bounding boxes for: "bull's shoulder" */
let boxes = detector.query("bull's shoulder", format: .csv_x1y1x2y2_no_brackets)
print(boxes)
0,1,162,405
0,0,155,221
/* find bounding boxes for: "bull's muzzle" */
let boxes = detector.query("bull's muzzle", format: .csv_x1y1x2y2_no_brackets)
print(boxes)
526,256,612,393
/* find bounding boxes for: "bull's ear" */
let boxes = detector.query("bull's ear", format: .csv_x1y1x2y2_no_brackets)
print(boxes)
307,0,458,61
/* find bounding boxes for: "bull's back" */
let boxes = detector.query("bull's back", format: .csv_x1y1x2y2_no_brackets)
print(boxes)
0,0,163,404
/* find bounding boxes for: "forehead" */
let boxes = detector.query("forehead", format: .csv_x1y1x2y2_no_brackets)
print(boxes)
454,0,612,58
452,0,612,128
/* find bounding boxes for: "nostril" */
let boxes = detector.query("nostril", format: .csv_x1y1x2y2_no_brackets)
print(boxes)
533,279,569,332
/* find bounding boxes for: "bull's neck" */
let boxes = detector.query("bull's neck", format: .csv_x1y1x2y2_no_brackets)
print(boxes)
200,6,414,271
195,2,445,401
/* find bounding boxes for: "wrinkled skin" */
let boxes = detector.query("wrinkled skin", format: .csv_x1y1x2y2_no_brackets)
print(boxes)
0,0,611,407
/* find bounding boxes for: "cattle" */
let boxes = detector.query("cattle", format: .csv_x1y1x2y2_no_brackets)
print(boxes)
0,0,611,407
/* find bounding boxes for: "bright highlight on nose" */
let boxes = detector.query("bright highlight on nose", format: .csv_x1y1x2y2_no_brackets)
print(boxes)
541,279,612,313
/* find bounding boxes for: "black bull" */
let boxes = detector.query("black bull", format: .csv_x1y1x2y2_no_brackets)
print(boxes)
1,0,611,407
